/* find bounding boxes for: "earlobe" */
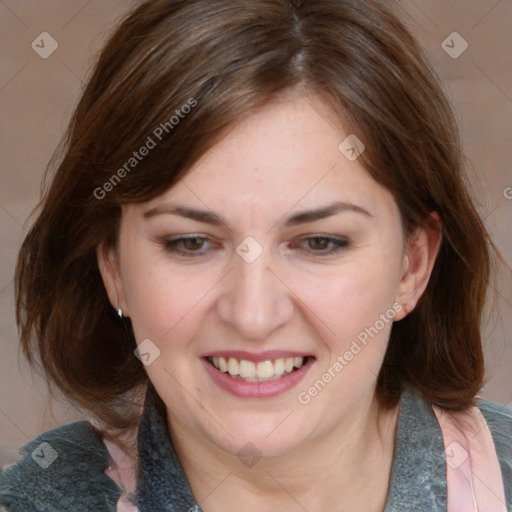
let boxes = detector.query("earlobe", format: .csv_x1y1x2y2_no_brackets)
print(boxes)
96,242,130,316
394,212,442,321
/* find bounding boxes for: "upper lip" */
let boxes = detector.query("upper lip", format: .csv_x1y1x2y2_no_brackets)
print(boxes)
203,350,313,363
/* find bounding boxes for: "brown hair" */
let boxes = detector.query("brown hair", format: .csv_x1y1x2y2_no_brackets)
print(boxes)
15,0,502,449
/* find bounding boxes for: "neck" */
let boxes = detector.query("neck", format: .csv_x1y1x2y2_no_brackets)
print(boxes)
167,389,400,512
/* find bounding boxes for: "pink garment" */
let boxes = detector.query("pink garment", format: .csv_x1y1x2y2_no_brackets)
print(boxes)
103,402,507,511
103,438,139,512
432,402,507,512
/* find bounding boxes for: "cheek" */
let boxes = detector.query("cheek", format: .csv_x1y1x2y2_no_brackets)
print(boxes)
292,260,400,402
121,255,208,345
122,261,214,401
290,254,401,349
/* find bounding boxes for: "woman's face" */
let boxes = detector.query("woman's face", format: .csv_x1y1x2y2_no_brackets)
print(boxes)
101,92,426,459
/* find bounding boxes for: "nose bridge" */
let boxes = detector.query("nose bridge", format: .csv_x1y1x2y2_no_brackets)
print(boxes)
217,243,293,340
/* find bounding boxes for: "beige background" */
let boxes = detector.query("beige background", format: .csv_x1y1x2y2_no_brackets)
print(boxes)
0,0,511,466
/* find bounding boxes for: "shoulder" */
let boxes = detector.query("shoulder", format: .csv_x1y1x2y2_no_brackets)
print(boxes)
0,421,122,512
478,397,512,451
477,397,512,506
478,396,512,428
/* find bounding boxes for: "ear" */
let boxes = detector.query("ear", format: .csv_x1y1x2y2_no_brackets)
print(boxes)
394,212,442,321
96,242,130,317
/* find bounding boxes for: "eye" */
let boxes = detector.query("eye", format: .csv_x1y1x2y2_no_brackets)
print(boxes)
163,235,216,256
292,235,349,255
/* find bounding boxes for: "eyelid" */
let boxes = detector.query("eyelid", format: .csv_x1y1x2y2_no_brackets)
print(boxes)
290,234,349,256
163,234,218,255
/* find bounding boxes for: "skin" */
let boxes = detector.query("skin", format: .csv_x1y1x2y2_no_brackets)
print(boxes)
98,90,441,511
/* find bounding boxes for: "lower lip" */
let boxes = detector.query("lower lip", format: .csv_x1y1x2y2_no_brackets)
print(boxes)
201,357,314,399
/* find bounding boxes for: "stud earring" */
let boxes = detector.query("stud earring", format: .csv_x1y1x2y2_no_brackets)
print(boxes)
117,308,123,319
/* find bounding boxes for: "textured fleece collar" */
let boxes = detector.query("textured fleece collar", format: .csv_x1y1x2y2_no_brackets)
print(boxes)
384,386,447,510
133,388,200,511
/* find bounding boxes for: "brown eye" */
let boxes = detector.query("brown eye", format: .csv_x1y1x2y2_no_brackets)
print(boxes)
182,237,205,250
292,235,349,256
308,237,329,250
164,235,215,256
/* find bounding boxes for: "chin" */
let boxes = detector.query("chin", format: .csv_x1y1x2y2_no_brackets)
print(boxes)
205,418,309,462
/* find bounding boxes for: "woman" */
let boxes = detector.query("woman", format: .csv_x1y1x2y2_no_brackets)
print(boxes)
1,0,511,510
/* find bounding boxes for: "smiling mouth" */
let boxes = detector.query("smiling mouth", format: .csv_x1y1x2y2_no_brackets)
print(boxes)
206,356,313,382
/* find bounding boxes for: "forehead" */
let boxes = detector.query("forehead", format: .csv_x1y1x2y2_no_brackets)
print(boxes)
189,91,342,179
130,91,396,222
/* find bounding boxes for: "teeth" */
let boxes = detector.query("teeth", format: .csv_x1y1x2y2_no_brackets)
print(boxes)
239,359,256,378
274,358,285,376
210,356,307,381
228,357,239,376
256,360,274,378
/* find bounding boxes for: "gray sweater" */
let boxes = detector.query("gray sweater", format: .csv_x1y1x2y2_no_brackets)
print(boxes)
1,386,511,511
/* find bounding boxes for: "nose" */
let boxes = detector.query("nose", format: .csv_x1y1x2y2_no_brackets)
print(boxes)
216,247,294,341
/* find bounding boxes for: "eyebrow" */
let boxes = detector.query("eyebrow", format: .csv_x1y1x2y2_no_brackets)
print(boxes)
142,200,372,227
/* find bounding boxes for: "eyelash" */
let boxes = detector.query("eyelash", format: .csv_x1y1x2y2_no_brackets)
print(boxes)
163,234,349,257
291,235,349,255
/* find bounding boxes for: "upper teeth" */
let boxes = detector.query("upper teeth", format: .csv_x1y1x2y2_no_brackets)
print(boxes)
211,356,304,380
